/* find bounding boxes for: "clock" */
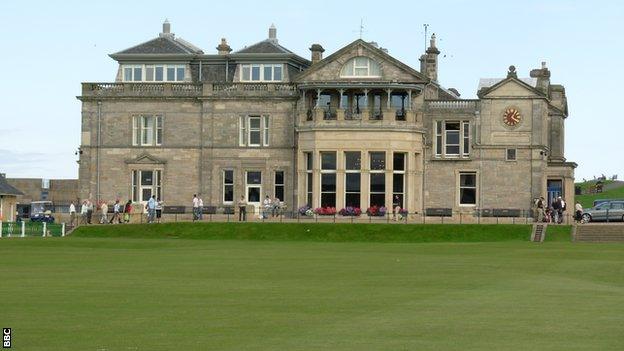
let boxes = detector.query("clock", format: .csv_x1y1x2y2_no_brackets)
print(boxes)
502,108,521,127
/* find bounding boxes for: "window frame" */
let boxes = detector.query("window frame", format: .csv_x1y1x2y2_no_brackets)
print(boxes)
319,151,337,208
392,152,406,209
274,170,285,202
458,171,478,207
121,64,186,82
340,56,382,78
344,151,361,208
434,120,471,159
132,115,163,146
369,151,386,207
223,169,234,204
506,148,517,161
239,63,284,82
131,169,162,203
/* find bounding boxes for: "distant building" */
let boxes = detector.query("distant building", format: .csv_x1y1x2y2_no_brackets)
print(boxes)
77,21,576,214
6,178,78,216
0,173,23,222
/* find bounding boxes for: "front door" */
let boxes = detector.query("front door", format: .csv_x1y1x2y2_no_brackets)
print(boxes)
246,171,262,214
547,179,563,207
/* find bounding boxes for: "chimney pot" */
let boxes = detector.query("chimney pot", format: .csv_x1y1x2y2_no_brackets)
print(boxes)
309,43,325,64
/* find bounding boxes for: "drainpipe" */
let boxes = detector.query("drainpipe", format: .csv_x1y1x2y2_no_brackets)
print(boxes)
199,59,202,81
421,134,427,215
96,101,102,203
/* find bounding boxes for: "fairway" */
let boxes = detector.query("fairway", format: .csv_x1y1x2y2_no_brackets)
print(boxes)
1,230,623,350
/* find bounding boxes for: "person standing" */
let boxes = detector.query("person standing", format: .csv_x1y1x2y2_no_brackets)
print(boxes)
100,201,109,224
86,199,94,224
109,200,121,224
392,195,401,221
80,200,88,224
559,197,566,224
123,200,132,223
238,195,247,221
574,201,583,223
147,195,157,223
271,196,281,217
192,194,199,221
552,197,562,224
69,201,77,227
536,197,545,222
262,195,272,220
198,197,204,221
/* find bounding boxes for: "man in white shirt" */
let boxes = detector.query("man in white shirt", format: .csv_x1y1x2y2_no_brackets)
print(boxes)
69,201,76,227
198,197,204,220
109,200,121,224
192,194,199,221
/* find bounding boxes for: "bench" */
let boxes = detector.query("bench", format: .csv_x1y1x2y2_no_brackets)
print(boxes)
425,208,452,217
163,206,186,214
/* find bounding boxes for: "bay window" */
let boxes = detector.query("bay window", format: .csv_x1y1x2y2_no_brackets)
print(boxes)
369,152,386,207
320,152,337,208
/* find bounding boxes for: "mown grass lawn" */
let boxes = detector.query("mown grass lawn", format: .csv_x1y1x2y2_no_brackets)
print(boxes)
1,224,623,350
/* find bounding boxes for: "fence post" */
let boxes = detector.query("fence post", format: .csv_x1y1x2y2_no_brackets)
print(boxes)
21,221,25,237
62,223,66,237
43,222,47,237
460,212,462,224
0,221,2,238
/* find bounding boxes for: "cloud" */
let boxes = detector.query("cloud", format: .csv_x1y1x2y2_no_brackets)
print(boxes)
0,149,78,179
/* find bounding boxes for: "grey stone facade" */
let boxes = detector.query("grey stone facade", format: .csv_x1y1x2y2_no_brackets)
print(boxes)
78,22,575,214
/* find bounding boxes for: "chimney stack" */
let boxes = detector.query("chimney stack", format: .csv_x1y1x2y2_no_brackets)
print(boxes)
530,61,551,94
160,19,174,38
217,38,232,55
309,44,325,64
268,24,277,43
422,33,440,81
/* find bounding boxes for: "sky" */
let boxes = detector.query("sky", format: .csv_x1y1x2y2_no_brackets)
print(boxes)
0,0,622,180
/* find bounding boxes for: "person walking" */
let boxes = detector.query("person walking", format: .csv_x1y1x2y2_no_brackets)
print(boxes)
86,199,94,224
69,201,77,227
392,195,401,221
99,201,109,224
559,197,566,224
192,194,199,221
198,197,204,221
238,195,247,221
147,195,157,223
123,200,132,223
551,197,562,224
109,200,121,224
536,197,545,222
271,196,281,217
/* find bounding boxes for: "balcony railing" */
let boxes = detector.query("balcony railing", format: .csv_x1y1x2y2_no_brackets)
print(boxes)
425,99,479,111
81,82,298,98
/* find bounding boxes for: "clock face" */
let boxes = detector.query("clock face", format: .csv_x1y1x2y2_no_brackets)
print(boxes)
503,108,521,127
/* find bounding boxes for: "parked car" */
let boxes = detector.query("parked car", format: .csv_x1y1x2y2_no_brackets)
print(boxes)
30,201,55,223
582,201,624,222
593,198,624,207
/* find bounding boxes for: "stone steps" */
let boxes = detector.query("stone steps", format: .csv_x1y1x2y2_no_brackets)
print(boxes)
531,224,546,242
574,225,624,242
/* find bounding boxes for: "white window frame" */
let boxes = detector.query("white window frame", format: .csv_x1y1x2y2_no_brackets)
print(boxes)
262,115,270,146
458,171,478,207
223,170,234,204
121,64,185,82
319,151,337,208
369,151,386,207
239,115,269,147
133,115,162,146
340,57,382,78
245,171,262,205
344,151,361,208
247,116,261,147
239,64,284,82
435,120,471,158
131,169,162,203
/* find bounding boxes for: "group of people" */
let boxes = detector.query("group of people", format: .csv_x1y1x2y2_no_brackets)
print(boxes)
534,196,582,224
261,195,283,220
192,194,204,221
68,199,139,226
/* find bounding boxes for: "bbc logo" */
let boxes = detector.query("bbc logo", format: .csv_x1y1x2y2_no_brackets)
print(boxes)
2,328,10,349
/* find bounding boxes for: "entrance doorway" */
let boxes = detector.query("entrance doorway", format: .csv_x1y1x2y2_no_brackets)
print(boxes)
246,171,262,214
547,179,563,207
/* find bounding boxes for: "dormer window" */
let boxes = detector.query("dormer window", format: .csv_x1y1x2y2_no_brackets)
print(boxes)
340,57,381,78
240,64,283,82
122,64,185,82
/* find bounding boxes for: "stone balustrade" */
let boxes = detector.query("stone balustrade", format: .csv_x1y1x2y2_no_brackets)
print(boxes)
81,82,298,98
425,99,479,112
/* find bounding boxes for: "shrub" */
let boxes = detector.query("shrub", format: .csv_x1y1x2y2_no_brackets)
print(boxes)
298,205,313,216
366,205,387,217
314,207,337,215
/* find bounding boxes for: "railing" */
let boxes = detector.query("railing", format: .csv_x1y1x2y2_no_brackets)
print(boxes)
81,82,298,98
426,99,479,110
323,109,337,120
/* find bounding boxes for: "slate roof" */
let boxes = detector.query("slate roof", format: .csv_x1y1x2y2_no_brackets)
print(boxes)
478,77,536,90
113,35,203,56
0,176,23,196
235,39,295,54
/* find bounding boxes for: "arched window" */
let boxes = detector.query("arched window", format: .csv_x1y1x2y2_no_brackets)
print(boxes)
340,57,381,77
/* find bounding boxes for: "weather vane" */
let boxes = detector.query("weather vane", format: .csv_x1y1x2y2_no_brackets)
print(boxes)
353,19,366,39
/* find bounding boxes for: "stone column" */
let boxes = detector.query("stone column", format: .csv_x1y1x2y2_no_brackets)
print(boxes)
361,89,370,120
336,89,345,121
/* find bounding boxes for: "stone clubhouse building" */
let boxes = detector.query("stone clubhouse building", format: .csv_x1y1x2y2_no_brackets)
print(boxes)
78,21,576,215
